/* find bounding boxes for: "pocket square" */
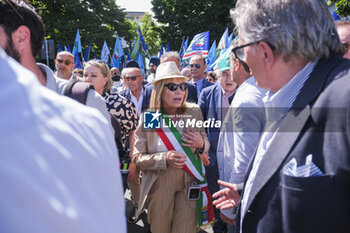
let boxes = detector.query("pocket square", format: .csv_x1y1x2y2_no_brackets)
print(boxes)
283,154,324,177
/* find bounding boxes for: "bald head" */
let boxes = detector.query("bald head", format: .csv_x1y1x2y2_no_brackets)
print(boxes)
55,51,75,80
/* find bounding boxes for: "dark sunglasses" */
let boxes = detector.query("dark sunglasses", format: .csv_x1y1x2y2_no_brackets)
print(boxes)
2,0,24,21
124,75,140,81
164,83,188,92
57,59,74,65
190,63,201,69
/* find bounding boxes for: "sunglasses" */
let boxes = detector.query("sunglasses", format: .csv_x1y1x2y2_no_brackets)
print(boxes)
1,0,24,21
190,64,201,69
124,75,140,81
56,59,74,65
164,83,188,92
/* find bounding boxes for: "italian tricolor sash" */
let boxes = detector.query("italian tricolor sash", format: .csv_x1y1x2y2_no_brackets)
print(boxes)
155,113,214,227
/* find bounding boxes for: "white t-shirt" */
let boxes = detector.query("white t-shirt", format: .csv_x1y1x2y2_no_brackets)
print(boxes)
0,49,126,233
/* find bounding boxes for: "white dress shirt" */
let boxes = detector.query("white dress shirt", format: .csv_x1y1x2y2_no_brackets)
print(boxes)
0,49,126,233
131,88,144,116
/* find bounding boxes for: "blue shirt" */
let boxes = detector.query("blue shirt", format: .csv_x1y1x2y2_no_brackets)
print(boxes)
240,59,318,233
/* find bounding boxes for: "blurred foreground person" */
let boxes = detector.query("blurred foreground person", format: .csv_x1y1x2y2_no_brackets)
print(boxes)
0,48,126,233
214,0,350,233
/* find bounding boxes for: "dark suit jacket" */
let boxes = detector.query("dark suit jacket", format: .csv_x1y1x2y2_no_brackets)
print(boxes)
196,78,214,97
142,82,198,110
119,88,148,113
198,83,229,167
237,54,350,233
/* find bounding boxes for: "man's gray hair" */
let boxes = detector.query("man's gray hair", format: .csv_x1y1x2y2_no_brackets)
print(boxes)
231,0,345,62
160,51,181,63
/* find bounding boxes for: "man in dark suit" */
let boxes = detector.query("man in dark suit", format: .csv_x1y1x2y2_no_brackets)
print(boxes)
213,1,350,233
143,51,198,109
190,55,214,98
198,54,237,233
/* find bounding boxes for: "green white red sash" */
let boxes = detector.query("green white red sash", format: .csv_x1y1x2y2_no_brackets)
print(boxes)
155,113,214,226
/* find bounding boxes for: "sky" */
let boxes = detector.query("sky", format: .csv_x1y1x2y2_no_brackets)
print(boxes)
115,0,153,14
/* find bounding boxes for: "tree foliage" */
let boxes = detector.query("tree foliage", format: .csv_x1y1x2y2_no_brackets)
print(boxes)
140,13,163,56
151,0,237,51
330,0,350,17
29,0,133,56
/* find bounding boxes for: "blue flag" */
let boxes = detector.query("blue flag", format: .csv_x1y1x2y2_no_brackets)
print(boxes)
57,42,63,53
217,27,229,57
126,51,131,61
101,41,110,63
84,41,91,62
166,42,170,52
184,37,189,51
207,40,217,71
159,44,164,58
183,31,210,63
111,35,125,68
332,11,340,21
138,28,147,52
74,50,82,69
72,29,82,56
129,41,133,54
136,51,144,75
65,44,71,53
227,32,234,47
179,39,186,61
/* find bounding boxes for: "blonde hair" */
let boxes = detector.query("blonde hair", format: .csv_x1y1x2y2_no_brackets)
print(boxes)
85,60,112,93
149,78,188,114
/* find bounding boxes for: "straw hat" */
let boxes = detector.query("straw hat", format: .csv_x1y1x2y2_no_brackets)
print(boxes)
152,62,188,85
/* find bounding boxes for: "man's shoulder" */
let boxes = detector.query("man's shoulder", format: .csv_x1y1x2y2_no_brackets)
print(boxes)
202,82,219,93
233,77,267,107
119,88,131,98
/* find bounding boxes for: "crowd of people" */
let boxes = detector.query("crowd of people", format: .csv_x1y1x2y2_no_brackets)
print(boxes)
1,0,350,233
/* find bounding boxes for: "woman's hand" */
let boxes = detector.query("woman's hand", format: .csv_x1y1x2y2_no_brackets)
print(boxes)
166,151,187,168
181,129,204,150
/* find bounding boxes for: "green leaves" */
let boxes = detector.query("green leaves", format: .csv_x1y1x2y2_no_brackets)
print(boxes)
29,0,133,57
151,0,236,52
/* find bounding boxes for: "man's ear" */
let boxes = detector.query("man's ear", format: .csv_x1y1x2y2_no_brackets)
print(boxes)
259,41,274,69
11,25,31,53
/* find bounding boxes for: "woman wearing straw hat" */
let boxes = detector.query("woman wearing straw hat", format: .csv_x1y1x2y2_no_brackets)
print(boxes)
133,61,213,233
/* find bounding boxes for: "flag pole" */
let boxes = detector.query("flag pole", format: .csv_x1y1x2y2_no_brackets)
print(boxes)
109,53,116,67
80,52,85,68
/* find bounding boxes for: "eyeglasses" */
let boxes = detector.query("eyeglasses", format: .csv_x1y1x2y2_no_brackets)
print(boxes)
231,42,256,62
232,41,275,62
164,83,188,92
1,0,24,21
124,75,141,81
56,59,74,66
343,42,350,50
190,63,201,69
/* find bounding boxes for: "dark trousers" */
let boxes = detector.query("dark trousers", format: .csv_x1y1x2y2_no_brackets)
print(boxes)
205,162,227,233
